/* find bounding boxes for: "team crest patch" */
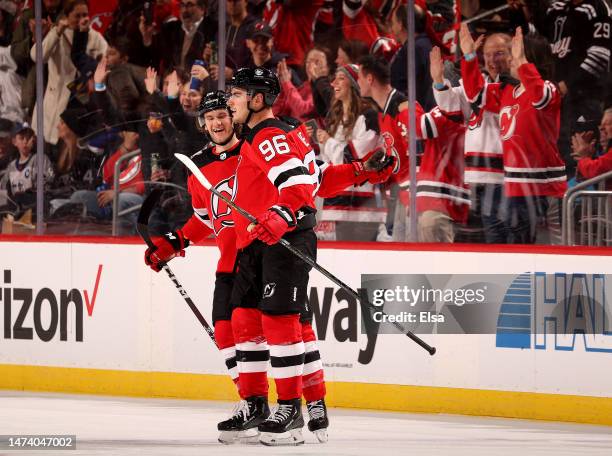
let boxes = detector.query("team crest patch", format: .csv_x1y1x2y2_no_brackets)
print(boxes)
263,283,276,298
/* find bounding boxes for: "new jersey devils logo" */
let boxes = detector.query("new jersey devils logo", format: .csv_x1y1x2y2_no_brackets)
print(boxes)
499,104,519,141
381,131,401,174
211,175,237,234
467,111,483,131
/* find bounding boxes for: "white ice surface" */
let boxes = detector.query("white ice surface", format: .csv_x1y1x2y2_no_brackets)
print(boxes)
1,392,611,456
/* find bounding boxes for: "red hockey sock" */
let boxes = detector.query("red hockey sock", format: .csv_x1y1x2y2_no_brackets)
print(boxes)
232,308,269,398
262,313,304,401
215,320,241,397
301,321,326,402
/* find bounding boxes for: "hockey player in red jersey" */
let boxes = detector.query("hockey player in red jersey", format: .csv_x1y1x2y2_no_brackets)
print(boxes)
223,66,397,445
460,24,567,243
144,89,394,445
144,92,243,401
225,67,321,445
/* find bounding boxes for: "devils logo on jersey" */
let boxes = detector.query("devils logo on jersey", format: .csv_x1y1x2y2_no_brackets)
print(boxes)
467,110,484,131
381,131,401,174
499,104,519,141
210,175,237,235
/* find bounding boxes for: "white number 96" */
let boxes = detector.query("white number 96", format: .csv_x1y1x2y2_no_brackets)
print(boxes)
259,135,290,161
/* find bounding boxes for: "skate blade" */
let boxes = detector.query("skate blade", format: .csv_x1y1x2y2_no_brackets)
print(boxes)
313,429,328,443
218,428,259,445
259,428,305,446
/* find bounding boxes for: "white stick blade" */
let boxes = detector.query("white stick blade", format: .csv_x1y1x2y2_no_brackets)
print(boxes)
174,153,213,190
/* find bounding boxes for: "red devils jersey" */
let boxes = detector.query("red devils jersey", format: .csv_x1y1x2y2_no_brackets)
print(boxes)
234,120,318,248
416,108,468,223
185,141,242,273
396,105,469,222
372,89,412,185
462,59,567,198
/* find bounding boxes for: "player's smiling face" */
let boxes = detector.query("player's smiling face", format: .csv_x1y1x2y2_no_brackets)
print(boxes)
204,109,233,144
227,87,249,124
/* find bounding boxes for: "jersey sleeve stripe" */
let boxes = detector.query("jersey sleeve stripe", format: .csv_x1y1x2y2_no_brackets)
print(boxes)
580,60,604,76
193,211,213,229
533,82,553,110
273,165,311,188
267,157,306,183
422,113,439,139
278,173,315,191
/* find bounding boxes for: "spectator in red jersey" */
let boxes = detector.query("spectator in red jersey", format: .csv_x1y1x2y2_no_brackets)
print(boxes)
68,130,145,232
316,64,383,241
573,108,612,189
357,54,409,241
433,31,513,244
335,39,369,67
460,25,567,244
263,0,324,68
410,47,470,243
274,46,332,123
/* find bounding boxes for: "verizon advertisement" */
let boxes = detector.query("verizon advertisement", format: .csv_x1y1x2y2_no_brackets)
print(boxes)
1,241,611,399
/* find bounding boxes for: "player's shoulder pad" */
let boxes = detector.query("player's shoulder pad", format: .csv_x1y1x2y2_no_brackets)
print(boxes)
363,107,381,133
189,140,243,170
245,118,292,144
387,90,408,116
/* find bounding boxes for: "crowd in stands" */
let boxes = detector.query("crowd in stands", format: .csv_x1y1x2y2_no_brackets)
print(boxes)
0,0,610,243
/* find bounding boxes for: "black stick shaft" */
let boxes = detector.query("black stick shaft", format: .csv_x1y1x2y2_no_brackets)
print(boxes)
137,190,217,347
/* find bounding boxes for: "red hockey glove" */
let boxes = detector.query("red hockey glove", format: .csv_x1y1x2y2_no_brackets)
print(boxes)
248,205,297,245
144,230,190,272
353,148,396,185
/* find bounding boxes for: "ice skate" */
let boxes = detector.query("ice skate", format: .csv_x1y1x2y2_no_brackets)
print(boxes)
217,396,269,444
307,399,329,443
258,398,305,446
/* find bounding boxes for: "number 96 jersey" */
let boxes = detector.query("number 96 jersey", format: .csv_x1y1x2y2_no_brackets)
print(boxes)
234,119,319,248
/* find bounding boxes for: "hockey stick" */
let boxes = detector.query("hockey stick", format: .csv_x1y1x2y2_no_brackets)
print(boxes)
175,153,436,356
137,188,217,347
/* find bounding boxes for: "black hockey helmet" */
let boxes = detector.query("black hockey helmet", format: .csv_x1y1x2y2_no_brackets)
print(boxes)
197,90,230,128
196,90,235,146
229,67,281,107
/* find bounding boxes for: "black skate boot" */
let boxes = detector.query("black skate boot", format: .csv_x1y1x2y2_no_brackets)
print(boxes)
307,399,329,443
258,398,305,446
217,396,269,444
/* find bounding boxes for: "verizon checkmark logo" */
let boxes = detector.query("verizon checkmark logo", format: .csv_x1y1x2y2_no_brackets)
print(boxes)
84,264,103,316
2,264,104,342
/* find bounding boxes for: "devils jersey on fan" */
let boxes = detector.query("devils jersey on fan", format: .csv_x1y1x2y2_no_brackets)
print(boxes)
396,104,469,222
187,141,242,273
234,120,319,248
371,89,412,184
413,107,469,223
461,58,568,198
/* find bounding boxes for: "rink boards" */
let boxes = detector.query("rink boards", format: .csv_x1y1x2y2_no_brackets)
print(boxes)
0,237,611,426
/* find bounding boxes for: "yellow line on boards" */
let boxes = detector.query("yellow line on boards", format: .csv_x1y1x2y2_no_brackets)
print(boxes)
1,364,611,426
